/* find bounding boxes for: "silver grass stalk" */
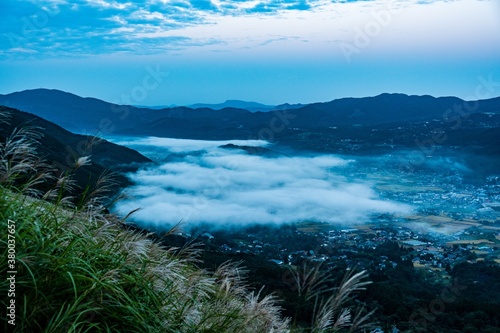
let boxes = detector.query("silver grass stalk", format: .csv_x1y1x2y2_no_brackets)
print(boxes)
312,269,373,333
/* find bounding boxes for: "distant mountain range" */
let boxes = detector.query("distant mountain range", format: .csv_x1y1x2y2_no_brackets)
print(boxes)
189,100,305,113
136,100,290,112
1,89,498,133
1,88,499,157
189,100,276,112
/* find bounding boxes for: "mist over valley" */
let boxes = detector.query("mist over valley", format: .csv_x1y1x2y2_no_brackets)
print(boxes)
108,135,499,238
110,137,412,229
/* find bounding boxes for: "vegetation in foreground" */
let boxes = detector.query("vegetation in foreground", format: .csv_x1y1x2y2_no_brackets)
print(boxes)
0,112,372,332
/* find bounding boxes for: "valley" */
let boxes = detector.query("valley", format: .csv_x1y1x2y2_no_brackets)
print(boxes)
3,0,500,331
2,90,500,332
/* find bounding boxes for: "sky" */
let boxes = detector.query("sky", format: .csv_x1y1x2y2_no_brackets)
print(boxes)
1,0,500,105
112,137,411,228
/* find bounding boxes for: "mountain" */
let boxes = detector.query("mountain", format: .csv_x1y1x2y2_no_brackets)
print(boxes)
3,89,500,131
0,105,152,193
1,89,500,152
0,88,161,134
189,100,275,112
134,104,177,109
121,93,500,142
273,102,305,111
279,93,497,128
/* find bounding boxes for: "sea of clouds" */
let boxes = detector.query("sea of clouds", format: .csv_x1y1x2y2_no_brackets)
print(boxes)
111,137,411,229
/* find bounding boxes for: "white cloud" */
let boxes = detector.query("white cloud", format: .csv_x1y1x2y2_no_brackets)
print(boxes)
3,0,499,60
86,0,133,10
8,47,39,53
113,138,411,229
128,9,167,21
113,136,269,153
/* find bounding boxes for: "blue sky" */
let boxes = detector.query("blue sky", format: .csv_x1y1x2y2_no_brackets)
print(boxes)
1,0,499,105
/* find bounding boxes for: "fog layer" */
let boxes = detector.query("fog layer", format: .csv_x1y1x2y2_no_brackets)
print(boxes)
112,137,411,228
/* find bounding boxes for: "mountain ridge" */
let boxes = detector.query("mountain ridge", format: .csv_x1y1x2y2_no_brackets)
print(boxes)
189,99,276,112
1,88,500,144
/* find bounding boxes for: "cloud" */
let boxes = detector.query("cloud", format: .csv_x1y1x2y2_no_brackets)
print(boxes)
113,137,411,229
2,0,499,60
85,0,133,10
1,0,205,57
113,136,270,153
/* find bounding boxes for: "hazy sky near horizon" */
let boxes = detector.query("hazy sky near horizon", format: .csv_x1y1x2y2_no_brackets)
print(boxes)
1,0,499,105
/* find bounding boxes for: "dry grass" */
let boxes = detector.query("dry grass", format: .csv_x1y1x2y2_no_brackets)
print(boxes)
0,121,291,332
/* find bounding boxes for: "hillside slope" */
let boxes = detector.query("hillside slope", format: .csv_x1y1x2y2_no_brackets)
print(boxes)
0,187,292,332
0,106,152,194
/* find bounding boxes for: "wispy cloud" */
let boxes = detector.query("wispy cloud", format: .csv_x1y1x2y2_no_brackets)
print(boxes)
4,0,490,59
113,138,411,229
